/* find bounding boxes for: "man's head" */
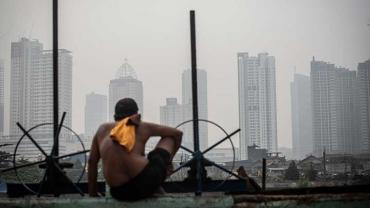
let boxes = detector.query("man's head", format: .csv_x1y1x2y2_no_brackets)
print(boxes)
114,98,138,121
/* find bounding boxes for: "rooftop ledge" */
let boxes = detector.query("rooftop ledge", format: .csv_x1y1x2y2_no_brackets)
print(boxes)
1,193,370,208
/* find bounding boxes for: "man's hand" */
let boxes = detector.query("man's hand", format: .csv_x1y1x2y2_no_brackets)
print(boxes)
128,114,141,126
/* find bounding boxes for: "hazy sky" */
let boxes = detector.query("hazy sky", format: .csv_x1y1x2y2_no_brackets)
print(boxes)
1,0,370,149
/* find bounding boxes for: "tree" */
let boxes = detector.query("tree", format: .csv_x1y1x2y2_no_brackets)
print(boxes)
285,161,299,180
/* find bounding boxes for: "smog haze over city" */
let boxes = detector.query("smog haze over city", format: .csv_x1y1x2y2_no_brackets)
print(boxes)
1,0,370,151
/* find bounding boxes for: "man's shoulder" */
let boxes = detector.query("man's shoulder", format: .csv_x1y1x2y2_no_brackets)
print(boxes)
99,122,115,129
137,121,168,136
137,121,156,131
96,122,115,136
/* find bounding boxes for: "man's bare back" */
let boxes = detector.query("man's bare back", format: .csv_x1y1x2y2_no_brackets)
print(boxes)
88,114,182,197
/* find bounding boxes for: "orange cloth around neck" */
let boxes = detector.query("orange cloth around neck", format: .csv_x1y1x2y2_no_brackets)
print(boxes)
110,117,136,152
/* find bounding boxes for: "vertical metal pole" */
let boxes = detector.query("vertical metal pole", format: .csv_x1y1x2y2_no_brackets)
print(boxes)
190,10,202,196
262,158,266,191
323,149,326,175
53,0,59,157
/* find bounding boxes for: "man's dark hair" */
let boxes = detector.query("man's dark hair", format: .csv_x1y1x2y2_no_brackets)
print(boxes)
114,98,138,121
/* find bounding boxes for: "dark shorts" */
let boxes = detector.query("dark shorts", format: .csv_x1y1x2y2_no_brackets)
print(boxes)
110,148,171,201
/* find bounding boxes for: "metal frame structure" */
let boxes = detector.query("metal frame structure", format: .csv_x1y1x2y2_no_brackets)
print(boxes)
163,11,247,195
11,121,87,195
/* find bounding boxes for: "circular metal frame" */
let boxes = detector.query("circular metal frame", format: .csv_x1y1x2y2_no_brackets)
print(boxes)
174,119,236,191
12,123,87,195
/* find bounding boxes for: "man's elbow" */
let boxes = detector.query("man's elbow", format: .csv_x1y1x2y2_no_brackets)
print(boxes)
174,129,182,138
176,130,183,143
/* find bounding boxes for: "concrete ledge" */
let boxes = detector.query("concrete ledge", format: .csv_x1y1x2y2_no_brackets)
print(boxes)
1,193,370,208
0,194,234,208
233,193,370,208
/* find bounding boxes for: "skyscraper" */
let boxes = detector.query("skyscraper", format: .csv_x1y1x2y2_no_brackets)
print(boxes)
238,52,277,160
109,61,143,121
358,59,370,153
311,57,359,155
160,98,192,148
0,59,4,135
10,38,43,137
85,92,107,139
33,49,73,134
182,69,208,150
9,38,72,159
160,98,185,127
291,73,313,159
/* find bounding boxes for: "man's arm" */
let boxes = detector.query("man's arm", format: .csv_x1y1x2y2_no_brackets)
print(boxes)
88,129,101,197
141,122,183,177
143,122,183,150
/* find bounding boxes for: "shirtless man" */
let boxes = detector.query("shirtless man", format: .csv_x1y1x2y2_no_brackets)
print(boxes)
88,98,182,201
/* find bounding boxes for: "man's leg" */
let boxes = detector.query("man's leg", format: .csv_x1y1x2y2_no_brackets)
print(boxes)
152,136,182,177
155,137,178,159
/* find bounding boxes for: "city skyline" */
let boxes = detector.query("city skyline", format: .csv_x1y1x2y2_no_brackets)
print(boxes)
0,37,369,158
1,0,370,151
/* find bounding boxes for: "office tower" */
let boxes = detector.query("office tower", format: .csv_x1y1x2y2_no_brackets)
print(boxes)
0,59,4,135
85,92,107,139
160,98,186,128
182,69,208,150
9,38,72,159
311,57,358,155
10,38,43,137
160,98,192,148
238,52,278,160
291,73,313,159
358,59,370,153
109,61,143,121
33,49,73,134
